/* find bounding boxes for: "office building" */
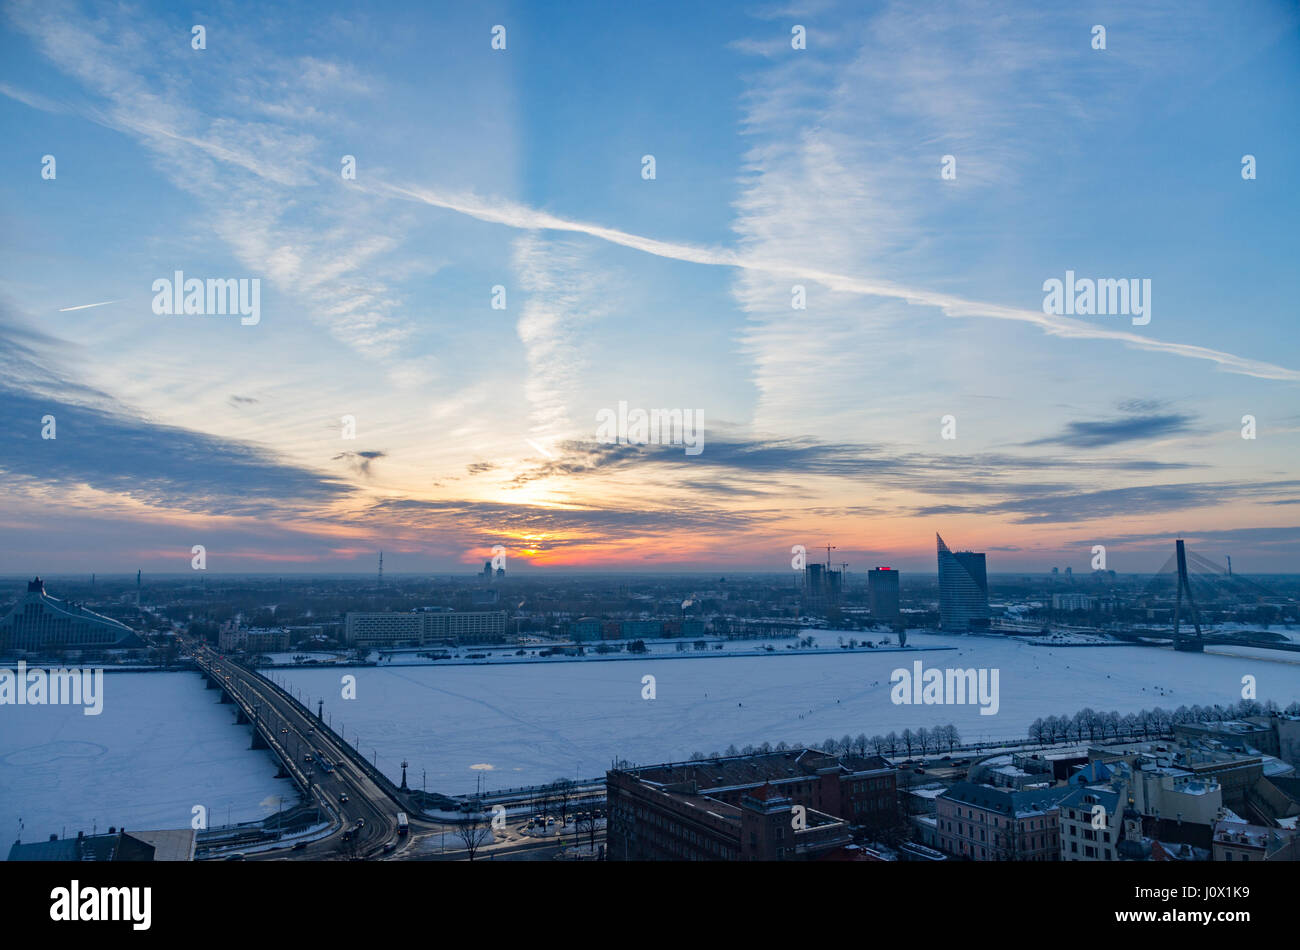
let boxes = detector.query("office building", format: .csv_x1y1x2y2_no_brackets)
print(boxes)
345,609,507,646
936,534,990,630
868,567,901,623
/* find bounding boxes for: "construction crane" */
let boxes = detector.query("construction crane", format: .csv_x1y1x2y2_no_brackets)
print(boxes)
824,544,836,570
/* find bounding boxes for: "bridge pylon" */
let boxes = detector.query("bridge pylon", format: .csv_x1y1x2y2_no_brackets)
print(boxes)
1173,539,1204,653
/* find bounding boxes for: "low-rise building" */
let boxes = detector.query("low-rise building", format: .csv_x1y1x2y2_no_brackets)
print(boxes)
1211,817,1295,862
935,782,1072,860
218,622,290,653
345,609,507,646
607,748,897,861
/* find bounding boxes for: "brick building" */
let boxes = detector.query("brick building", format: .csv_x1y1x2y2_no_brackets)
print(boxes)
606,748,898,861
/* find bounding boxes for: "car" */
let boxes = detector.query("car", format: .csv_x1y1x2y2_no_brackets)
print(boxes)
382,842,397,853
355,817,365,828
225,852,246,861
281,728,289,734
339,793,349,803
291,842,308,851
303,755,313,762
341,830,353,842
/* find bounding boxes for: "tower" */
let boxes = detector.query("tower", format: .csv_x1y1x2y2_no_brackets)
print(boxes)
1173,539,1203,652
378,550,384,588
936,534,990,631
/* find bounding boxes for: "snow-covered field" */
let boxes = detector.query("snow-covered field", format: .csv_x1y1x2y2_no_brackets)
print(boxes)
0,673,290,846
271,630,1300,796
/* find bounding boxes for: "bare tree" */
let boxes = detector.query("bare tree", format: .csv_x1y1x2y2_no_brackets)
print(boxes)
455,807,493,861
574,810,598,856
551,778,576,826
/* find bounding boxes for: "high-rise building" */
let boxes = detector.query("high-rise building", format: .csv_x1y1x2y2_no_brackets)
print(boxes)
867,567,901,623
936,534,990,631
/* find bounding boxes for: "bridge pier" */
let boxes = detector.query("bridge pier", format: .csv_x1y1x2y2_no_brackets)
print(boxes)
219,689,233,704
250,728,269,750
236,706,251,725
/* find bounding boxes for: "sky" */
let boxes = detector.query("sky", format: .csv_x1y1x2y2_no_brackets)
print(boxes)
1,0,1298,575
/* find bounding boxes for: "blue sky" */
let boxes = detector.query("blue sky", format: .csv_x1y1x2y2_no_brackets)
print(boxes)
1,0,1298,574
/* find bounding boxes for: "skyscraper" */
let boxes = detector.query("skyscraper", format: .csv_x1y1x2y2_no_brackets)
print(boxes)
868,567,901,624
936,534,990,631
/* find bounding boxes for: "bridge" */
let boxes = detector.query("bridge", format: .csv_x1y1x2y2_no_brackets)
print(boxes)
191,638,450,859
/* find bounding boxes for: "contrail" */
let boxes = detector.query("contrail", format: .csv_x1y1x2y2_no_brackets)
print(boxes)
57,299,120,312
367,179,1300,383
526,439,556,459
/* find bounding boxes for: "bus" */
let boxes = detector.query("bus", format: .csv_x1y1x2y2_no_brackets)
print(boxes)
396,813,409,836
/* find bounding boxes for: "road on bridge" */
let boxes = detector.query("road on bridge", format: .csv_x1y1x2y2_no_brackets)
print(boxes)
190,639,404,861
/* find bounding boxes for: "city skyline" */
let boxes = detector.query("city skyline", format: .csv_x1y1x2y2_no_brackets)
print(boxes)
3,0,1299,575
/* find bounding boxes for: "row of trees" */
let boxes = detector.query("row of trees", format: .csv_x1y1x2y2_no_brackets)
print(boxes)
1028,699,1300,745
687,725,964,763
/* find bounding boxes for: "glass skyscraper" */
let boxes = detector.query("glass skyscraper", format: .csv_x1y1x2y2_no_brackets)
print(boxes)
936,534,990,630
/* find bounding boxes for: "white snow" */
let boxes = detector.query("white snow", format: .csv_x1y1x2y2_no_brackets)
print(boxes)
272,629,1300,796
1,672,292,846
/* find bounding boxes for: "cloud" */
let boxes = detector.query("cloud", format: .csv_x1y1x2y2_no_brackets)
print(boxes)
913,480,1300,525
0,319,351,517
1024,413,1197,448
332,450,386,477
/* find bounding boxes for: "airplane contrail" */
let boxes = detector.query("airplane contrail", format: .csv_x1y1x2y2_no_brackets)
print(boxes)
57,299,120,312
366,179,1300,384
526,439,556,459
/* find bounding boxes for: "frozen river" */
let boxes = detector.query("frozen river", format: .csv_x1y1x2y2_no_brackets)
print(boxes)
271,631,1300,795
0,671,289,846
5,630,1298,839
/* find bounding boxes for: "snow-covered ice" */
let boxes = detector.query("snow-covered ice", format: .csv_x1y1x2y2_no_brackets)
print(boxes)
273,630,1300,795
1,672,292,846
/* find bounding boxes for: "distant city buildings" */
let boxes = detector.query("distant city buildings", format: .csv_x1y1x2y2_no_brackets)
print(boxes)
1052,593,1094,611
565,617,707,641
0,578,139,652
802,560,843,612
868,567,901,624
936,534,990,631
218,620,290,653
344,609,507,646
